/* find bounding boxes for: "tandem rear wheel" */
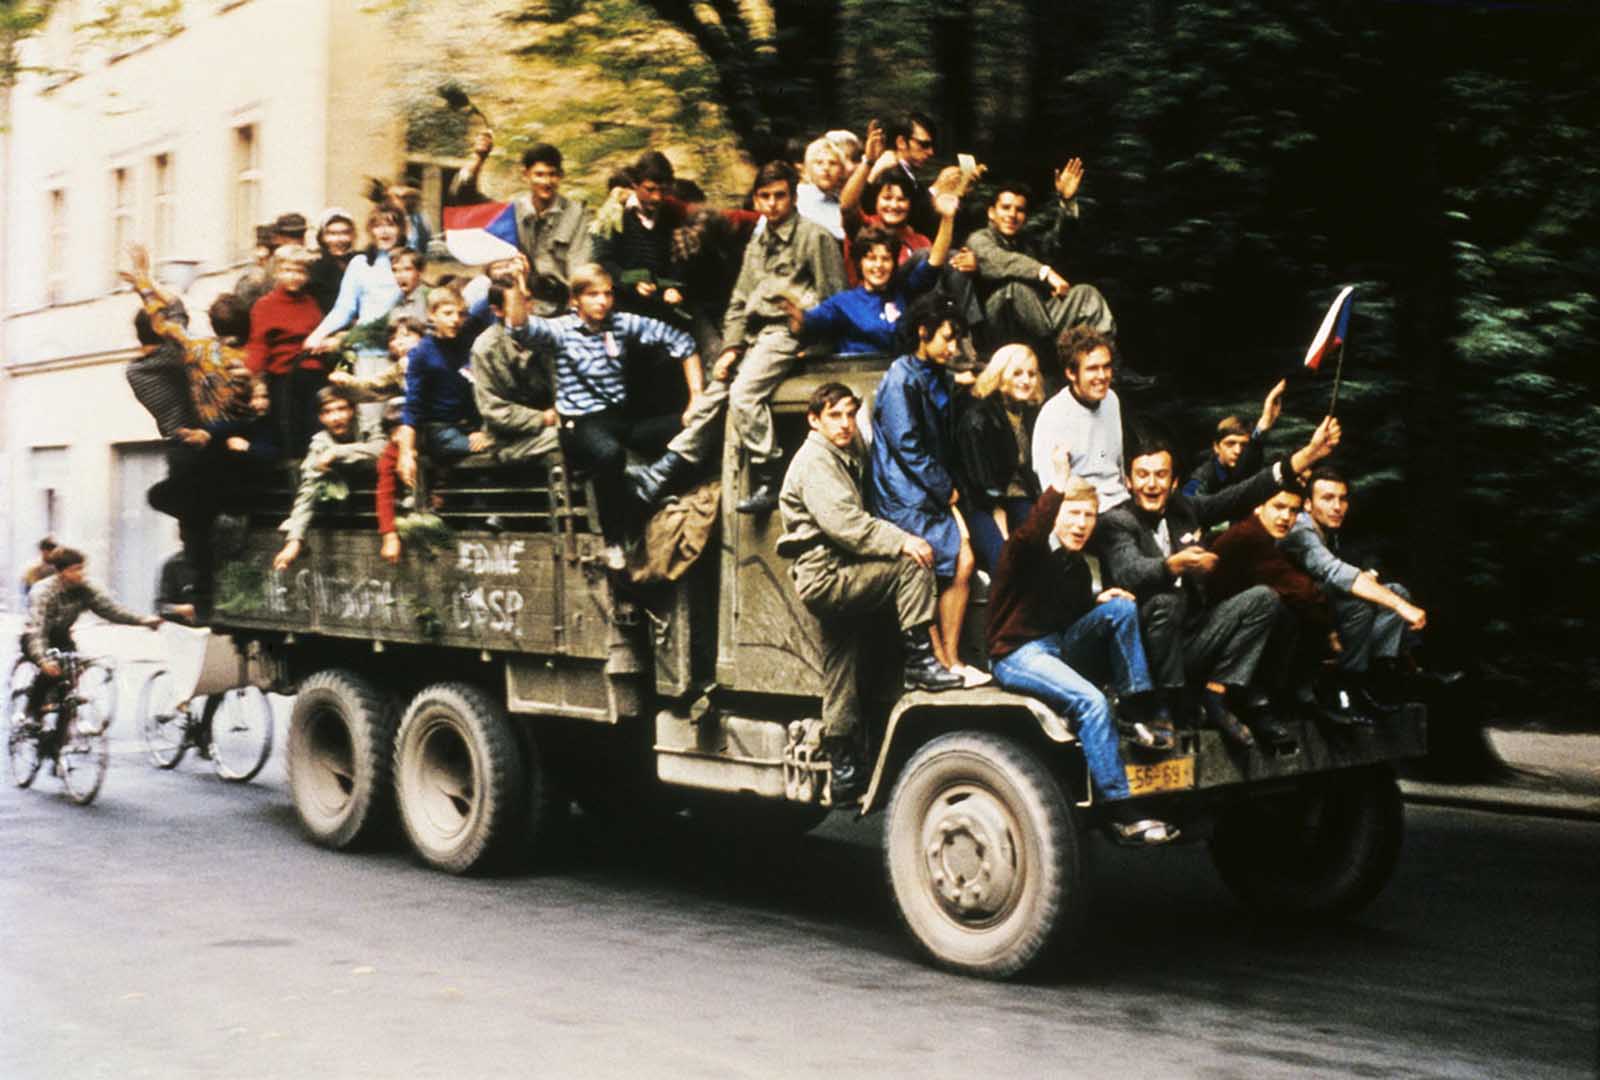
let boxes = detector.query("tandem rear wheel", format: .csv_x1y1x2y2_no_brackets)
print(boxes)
1209,764,1404,920
393,682,563,874
286,669,397,850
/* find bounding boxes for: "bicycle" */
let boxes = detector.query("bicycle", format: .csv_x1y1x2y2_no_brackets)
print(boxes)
6,650,116,805
134,667,274,782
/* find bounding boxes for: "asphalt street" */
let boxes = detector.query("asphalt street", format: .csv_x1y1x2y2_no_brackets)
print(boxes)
1,717,1595,1080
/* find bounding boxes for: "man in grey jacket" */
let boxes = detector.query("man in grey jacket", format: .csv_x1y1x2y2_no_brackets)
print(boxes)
716,160,847,514
1280,466,1432,714
472,281,560,463
453,133,592,316
967,165,1114,350
777,383,962,797
273,387,386,572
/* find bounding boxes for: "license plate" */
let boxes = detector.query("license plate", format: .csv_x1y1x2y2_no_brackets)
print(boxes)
1125,756,1195,796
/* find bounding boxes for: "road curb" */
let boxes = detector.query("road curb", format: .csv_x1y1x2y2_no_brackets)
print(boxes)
1400,781,1600,823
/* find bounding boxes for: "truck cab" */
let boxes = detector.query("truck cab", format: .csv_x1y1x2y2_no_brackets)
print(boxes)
209,351,1425,978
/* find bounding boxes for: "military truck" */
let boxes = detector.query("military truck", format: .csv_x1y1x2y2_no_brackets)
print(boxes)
208,353,1425,979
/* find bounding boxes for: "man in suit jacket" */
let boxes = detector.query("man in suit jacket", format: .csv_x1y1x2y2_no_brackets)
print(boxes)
1098,419,1341,747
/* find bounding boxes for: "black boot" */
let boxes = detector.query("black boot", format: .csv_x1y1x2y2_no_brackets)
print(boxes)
626,450,693,509
1314,678,1373,727
822,736,866,802
735,458,782,515
902,628,964,692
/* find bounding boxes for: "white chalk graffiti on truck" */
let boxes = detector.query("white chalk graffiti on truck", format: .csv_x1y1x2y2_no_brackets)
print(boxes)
457,539,527,576
452,586,525,636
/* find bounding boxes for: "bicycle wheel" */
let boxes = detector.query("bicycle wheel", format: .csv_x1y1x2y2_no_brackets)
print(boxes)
137,668,189,769
7,659,41,789
72,660,118,737
204,686,274,782
58,712,109,805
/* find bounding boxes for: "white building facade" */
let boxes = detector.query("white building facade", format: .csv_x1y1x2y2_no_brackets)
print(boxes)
2,0,404,612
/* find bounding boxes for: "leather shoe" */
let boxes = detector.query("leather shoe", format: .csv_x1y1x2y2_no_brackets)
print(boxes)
627,450,691,509
736,459,782,515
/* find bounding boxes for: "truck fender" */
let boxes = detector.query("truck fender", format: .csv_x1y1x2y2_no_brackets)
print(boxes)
859,686,1079,814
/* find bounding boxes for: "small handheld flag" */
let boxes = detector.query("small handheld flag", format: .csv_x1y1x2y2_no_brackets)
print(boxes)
1304,285,1354,372
1304,285,1354,414
443,201,521,266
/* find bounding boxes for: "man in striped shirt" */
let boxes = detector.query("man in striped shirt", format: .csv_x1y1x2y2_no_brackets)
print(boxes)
515,264,704,569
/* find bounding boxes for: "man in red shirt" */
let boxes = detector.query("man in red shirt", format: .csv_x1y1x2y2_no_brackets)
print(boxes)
245,245,327,456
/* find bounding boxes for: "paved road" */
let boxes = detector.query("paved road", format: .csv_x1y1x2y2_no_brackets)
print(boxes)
1,721,1595,1080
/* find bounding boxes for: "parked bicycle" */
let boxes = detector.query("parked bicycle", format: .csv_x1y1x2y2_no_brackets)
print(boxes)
6,650,116,805
135,666,274,782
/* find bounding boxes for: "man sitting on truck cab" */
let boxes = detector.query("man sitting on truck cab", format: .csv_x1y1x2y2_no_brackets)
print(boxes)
986,446,1179,846
473,279,561,464
1279,466,1457,715
1097,420,1341,748
273,386,386,572
777,383,964,800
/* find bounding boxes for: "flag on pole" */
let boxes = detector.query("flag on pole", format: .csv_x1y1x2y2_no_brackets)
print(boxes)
1303,285,1354,372
443,200,521,266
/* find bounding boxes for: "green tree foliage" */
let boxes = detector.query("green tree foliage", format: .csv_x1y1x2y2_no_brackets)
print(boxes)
543,0,1596,722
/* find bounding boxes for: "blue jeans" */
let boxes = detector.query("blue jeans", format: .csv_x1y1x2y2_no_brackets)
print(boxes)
424,423,475,461
992,598,1152,802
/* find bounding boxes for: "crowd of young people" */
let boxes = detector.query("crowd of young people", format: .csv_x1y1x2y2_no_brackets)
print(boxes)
118,111,1451,839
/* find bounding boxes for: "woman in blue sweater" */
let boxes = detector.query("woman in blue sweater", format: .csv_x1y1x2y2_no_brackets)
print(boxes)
779,192,956,357
868,294,990,688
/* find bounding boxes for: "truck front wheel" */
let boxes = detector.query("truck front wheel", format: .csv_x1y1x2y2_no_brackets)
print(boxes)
394,682,525,875
1210,764,1404,919
884,732,1085,979
287,669,397,850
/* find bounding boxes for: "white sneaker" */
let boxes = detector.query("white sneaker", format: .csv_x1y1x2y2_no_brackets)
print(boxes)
954,664,993,689
603,545,627,571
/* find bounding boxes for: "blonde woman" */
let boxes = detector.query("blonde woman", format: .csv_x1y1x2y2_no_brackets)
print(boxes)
955,344,1046,572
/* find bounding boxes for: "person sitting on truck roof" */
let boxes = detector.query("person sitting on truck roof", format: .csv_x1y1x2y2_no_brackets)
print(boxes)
987,447,1180,846
868,294,990,689
777,382,965,800
953,344,1044,575
714,160,848,515
1097,420,1342,749
392,285,496,487
967,170,1115,354
472,279,561,464
1181,378,1286,501
1279,466,1458,716
273,386,386,572
775,200,955,358
515,262,702,570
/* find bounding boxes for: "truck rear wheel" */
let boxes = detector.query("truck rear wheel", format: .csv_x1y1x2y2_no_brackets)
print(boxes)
1210,764,1403,919
287,670,396,851
394,682,525,875
884,732,1084,979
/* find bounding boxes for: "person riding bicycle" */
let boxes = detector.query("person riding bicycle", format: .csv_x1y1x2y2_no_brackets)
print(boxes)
19,547,160,729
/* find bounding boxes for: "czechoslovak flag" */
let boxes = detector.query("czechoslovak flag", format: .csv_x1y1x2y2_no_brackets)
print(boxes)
1303,285,1354,372
443,201,520,266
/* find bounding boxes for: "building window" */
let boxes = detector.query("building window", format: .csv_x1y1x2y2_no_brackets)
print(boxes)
110,166,134,289
47,189,68,305
232,123,260,263
150,152,175,265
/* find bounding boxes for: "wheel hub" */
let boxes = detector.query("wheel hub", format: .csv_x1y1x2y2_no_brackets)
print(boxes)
921,789,1020,921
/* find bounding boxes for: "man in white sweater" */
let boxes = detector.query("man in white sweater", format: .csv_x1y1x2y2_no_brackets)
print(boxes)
1032,325,1128,513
